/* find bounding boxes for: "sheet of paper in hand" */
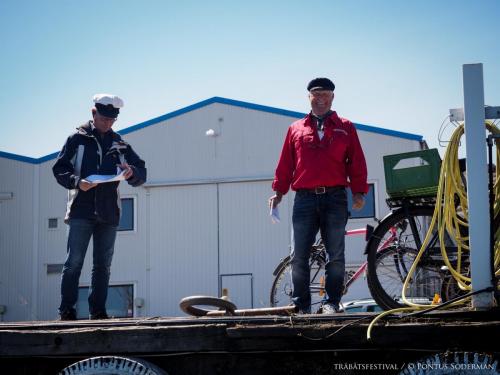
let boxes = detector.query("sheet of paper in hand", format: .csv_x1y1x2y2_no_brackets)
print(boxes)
270,206,280,224
86,168,127,184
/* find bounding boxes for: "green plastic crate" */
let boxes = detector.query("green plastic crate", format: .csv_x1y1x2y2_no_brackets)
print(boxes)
383,149,441,198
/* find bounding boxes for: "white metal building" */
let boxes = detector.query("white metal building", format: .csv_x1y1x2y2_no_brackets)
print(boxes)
0,97,424,321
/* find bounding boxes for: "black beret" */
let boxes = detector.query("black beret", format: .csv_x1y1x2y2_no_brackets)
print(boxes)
307,77,335,92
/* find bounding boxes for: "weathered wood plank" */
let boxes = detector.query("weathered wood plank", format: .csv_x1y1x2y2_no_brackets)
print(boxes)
0,324,229,356
1,317,499,357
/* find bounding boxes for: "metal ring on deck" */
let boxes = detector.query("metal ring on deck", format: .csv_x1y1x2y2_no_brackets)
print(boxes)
179,296,237,317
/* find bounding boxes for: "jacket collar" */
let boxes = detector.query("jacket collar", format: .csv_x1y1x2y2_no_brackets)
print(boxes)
76,121,94,137
304,111,340,128
76,121,121,141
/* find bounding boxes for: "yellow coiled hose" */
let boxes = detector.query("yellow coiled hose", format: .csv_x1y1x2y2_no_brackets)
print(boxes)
368,121,500,340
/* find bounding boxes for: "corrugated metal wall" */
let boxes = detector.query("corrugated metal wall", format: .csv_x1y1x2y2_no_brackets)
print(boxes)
0,101,423,321
0,158,35,321
147,184,219,316
122,103,292,183
36,161,68,319
218,180,291,308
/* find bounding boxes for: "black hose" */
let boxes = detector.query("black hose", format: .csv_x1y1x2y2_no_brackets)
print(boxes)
402,286,495,318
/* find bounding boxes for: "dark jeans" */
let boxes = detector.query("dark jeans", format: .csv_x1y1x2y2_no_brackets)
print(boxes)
291,189,348,310
59,218,117,316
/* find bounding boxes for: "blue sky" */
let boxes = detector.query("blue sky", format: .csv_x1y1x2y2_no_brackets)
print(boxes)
1,0,499,157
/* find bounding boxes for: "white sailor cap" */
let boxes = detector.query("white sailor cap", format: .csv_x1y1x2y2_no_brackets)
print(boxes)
93,93,124,118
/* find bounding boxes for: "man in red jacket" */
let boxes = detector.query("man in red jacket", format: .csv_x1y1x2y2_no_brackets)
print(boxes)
269,78,368,314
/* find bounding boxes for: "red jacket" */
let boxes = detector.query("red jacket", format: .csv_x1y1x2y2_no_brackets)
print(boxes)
272,111,368,195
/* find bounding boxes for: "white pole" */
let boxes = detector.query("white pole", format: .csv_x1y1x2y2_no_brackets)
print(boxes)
462,63,494,309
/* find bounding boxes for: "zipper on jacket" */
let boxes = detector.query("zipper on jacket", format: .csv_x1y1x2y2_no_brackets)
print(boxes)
92,137,103,217
93,137,103,169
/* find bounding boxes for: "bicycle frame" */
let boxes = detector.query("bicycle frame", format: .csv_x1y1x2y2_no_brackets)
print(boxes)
344,227,398,293
309,227,398,296
271,224,409,308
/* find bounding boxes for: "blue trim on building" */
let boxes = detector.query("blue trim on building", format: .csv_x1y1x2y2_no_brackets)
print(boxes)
354,123,422,141
119,97,307,136
37,152,60,164
119,97,219,135
0,150,39,164
0,150,60,164
1,96,422,164
211,97,306,119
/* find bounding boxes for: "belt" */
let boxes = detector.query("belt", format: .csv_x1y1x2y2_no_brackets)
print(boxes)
297,186,344,195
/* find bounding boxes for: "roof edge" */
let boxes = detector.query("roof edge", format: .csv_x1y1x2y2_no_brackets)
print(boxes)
354,123,423,141
0,150,39,164
1,97,422,164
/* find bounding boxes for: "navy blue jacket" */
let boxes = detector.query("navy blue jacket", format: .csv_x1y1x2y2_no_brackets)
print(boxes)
53,121,147,226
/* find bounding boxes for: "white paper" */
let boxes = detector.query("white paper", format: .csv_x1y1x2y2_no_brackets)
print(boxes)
86,168,126,184
270,206,280,224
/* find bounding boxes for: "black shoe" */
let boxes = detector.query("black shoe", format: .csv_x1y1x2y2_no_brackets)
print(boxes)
59,309,77,321
90,311,110,320
293,304,311,314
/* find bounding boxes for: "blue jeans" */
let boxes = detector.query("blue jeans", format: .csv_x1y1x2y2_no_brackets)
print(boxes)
59,218,117,315
291,189,348,310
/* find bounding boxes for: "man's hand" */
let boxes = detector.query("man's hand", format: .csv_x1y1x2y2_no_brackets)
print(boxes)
352,193,365,211
268,192,283,209
78,179,98,192
119,163,134,180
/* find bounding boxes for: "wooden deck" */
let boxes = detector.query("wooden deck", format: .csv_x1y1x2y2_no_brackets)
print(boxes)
0,309,499,374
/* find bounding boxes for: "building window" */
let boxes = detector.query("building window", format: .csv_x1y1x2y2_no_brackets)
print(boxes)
48,218,58,229
118,197,135,231
76,284,134,319
348,183,376,219
46,263,63,274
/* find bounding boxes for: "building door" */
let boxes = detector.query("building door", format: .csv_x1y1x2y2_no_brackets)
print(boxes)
148,184,219,316
218,180,292,308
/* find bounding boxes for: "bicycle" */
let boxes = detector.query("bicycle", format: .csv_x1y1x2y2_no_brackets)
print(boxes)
364,197,466,311
271,142,499,312
366,196,500,311
270,226,382,312
269,204,466,312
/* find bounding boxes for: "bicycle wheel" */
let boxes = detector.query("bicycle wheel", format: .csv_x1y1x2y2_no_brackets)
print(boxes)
270,250,326,311
366,206,444,310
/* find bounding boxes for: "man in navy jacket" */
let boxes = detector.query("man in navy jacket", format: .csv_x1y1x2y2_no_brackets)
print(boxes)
53,94,146,320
